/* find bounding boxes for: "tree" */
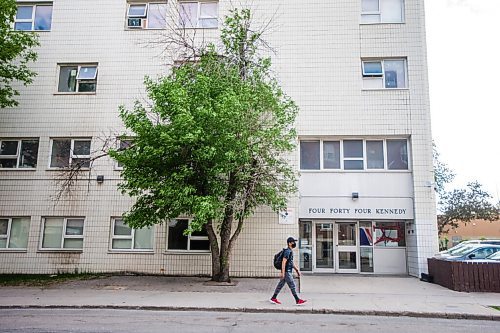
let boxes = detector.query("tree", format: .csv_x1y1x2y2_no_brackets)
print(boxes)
433,144,499,235
432,142,455,195
437,182,499,235
0,0,39,108
110,9,298,282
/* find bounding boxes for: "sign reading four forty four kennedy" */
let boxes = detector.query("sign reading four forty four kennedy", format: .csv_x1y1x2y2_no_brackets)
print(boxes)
299,197,414,219
307,208,408,215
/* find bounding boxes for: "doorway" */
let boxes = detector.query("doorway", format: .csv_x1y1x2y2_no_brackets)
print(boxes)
299,220,359,273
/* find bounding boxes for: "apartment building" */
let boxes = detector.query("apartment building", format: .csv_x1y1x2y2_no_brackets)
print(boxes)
0,0,437,277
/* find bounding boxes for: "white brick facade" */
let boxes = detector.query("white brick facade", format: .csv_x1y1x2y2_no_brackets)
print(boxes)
0,0,437,277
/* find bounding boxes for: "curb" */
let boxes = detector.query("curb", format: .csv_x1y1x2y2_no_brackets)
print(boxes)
1,305,499,321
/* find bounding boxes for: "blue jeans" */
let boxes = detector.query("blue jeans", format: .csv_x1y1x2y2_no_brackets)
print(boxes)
273,271,299,301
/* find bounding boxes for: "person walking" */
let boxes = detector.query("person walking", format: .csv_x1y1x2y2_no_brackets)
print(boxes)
270,237,307,305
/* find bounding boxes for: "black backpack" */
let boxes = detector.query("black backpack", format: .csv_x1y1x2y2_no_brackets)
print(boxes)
273,249,285,270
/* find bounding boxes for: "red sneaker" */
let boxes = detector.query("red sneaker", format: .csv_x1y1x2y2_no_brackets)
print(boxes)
296,299,307,306
269,298,281,305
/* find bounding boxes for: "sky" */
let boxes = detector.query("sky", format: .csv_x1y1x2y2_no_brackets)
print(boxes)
425,0,500,203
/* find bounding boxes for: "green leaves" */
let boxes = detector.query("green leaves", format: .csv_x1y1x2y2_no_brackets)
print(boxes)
114,9,298,254
0,0,39,108
434,144,499,234
438,182,499,234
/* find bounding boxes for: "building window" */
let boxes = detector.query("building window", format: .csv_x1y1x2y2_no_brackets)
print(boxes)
387,139,408,170
49,138,91,168
366,140,384,169
111,218,153,251
179,1,218,29
343,140,364,170
0,217,30,249
361,0,404,24
41,217,84,250
374,221,406,247
14,3,53,31
0,139,39,169
115,138,133,169
126,2,168,29
167,219,210,251
57,65,98,93
323,141,340,169
300,141,320,170
299,138,409,171
359,222,374,273
362,59,407,89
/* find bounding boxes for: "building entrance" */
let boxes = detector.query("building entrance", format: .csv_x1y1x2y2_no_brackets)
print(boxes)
299,220,359,273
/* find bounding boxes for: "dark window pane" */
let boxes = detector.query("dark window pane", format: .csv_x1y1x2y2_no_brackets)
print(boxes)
0,219,8,235
0,141,19,155
58,67,78,92
300,141,320,170
73,140,91,155
16,6,33,20
0,159,17,168
190,239,210,251
63,238,83,249
323,141,340,169
366,140,384,169
113,239,132,249
338,251,357,269
192,227,208,237
120,140,133,150
344,160,364,170
128,4,147,17
77,66,97,80
168,219,188,250
20,140,39,168
34,5,52,30
384,60,406,88
50,139,71,168
343,140,363,158
387,139,408,170
65,219,84,236
360,247,374,272
78,82,96,92
117,140,133,168
114,219,132,236
14,22,32,30
363,61,383,76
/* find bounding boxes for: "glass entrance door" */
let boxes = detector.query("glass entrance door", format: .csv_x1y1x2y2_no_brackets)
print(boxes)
299,221,312,271
336,222,358,273
315,223,334,271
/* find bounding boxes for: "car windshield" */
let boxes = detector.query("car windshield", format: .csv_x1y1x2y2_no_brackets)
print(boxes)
445,241,479,253
449,245,477,256
486,252,500,260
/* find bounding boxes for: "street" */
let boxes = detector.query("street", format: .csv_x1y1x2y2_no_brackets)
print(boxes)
0,309,498,333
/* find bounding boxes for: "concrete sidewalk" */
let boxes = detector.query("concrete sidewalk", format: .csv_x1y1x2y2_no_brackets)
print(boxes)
0,275,499,321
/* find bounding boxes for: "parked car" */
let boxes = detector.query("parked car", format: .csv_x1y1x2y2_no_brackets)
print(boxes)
443,245,500,261
463,251,500,263
435,239,500,258
434,242,480,258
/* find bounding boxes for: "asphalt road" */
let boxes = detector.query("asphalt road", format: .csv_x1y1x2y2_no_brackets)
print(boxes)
0,309,498,333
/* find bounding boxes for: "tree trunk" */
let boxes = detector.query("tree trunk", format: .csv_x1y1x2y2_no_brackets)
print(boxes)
205,219,221,280
213,215,233,282
210,172,238,282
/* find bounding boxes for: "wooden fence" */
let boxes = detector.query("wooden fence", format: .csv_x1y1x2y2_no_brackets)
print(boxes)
428,258,500,292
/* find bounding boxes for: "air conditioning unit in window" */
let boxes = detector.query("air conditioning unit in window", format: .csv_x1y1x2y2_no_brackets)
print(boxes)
127,18,147,29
